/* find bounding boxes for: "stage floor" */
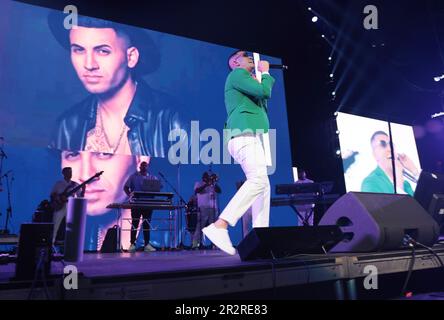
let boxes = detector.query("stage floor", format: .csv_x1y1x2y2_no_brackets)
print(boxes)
1,245,444,299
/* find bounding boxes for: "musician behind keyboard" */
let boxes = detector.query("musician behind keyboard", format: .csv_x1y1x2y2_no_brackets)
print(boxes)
123,161,161,253
50,167,85,244
293,170,315,226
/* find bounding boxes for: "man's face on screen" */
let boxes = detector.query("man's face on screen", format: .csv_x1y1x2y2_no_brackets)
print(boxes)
61,151,135,216
69,27,133,94
371,134,392,171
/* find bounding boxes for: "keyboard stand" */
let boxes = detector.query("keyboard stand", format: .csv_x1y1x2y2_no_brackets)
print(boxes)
116,207,123,252
290,205,314,226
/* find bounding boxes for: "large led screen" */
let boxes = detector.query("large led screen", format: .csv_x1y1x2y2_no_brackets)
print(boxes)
0,1,293,250
337,112,421,196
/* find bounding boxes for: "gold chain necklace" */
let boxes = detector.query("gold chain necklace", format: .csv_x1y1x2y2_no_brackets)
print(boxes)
96,82,137,154
98,106,127,154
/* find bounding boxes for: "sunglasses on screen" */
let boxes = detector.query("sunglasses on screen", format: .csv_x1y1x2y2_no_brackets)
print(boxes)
378,140,391,148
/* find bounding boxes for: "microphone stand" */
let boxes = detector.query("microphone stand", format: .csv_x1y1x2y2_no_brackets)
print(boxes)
0,142,9,234
0,145,6,193
0,171,13,236
158,169,187,250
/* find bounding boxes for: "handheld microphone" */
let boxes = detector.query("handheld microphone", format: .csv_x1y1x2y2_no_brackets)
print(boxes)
402,170,418,184
269,64,288,70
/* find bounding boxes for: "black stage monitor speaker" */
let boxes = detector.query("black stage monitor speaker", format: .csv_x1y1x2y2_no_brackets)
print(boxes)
237,226,343,261
319,192,440,253
100,225,119,253
414,171,444,233
15,223,53,280
429,194,444,231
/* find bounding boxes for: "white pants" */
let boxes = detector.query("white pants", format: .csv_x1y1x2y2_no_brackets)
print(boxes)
219,135,270,228
242,207,252,238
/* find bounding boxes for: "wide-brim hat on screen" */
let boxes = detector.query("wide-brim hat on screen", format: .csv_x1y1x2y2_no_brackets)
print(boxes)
47,10,160,75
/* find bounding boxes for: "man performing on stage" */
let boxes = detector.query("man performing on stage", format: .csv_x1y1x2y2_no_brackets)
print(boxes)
50,167,85,243
203,50,275,255
124,161,160,252
192,171,221,249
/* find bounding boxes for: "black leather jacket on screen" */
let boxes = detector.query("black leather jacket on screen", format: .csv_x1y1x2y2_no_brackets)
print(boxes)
49,81,188,157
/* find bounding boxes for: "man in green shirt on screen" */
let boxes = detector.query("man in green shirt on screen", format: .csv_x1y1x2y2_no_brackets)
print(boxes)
361,131,419,196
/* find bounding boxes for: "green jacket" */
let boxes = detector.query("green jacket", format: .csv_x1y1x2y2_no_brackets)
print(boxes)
361,166,414,196
224,68,275,140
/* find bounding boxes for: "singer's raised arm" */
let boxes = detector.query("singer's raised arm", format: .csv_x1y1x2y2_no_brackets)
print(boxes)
228,68,275,100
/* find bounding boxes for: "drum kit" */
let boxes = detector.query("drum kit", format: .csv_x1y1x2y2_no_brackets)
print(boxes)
185,195,198,233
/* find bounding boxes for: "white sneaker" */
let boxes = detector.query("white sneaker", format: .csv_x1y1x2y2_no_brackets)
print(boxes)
202,224,236,255
144,243,157,252
128,244,136,253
